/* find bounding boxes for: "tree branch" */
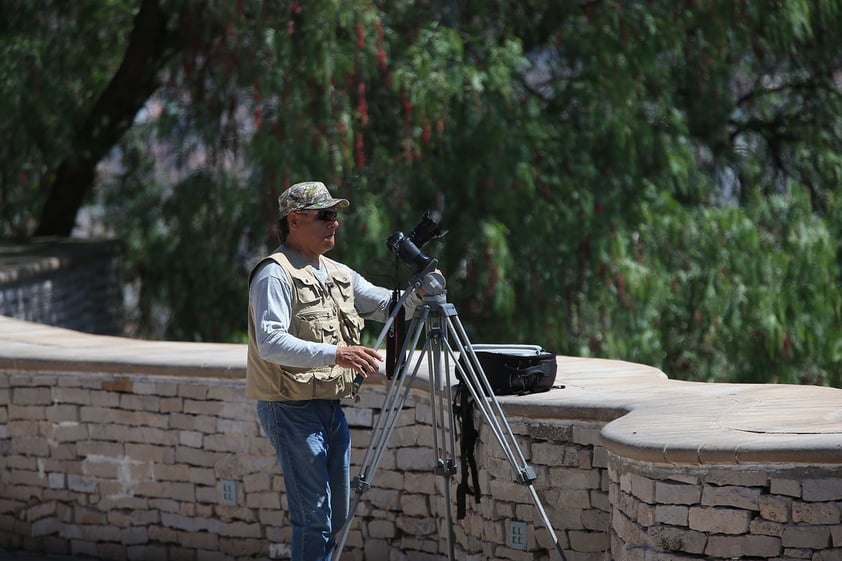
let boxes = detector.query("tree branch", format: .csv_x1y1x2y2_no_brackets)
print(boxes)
34,0,180,237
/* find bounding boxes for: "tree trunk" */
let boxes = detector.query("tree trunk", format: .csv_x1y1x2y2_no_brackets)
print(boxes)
34,0,178,237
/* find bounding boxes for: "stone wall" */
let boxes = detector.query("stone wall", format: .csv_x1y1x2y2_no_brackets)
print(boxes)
609,456,842,560
0,367,598,561
0,239,123,336
1,317,842,561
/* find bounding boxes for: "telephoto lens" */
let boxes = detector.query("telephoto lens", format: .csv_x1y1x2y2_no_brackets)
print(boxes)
407,210,447,248
386,231,432,273
386,210,447,273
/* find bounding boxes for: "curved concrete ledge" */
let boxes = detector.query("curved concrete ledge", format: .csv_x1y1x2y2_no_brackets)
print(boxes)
0,316,245,378
1,315,840,466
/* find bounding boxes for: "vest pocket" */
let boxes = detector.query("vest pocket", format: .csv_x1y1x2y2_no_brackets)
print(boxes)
281,367,355,400
295,311,340,344
338,308,363,345
332,273,354,302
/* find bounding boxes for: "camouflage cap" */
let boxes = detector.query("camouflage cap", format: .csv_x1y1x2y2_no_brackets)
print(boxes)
278,181,350,218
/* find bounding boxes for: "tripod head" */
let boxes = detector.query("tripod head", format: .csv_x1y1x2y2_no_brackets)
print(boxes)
420,270,446,297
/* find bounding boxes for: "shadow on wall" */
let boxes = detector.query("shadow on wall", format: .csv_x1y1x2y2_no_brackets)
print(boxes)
0,238,123,336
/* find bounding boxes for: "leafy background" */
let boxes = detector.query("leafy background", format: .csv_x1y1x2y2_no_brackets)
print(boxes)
2,0,842,386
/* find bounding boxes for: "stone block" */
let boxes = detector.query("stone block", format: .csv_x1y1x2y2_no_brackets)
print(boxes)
400,494,430,517
529,441,559,466
759,494,791,523
125,443,175,464
688,506,751,534
219,400,255,421
396,446,434,471
51,423,89,443
613,509,646,547
81,458,120,479
120,394,161,412
629,473,656,504
344,406,374,428
803,479,842,502
45,404,80,423
179,529,219,549
175,446,218,468
367,519,397,539
833,525,842,547
66,474,97,493
120,526,149,545
160,397,184,413
655,482,701,505
549,467,601,491
706,468,768,487
591,489,609,513
225,521,261,538
89,390,120,407
11,436,50,457
654,505,688,526
792,501,841,525
13,387,52,405
132,380,159,395
782,526,832,548
179,384,209,400
127,544,171,561
569,529,609,552
635,502,655,527
572,424,602,447
52,387,91,406
203,433,249,453
750,518,783,536
592,446,608,469
183,399,222,416
395,515,437,537
5,420,39,438
582,508,609,532
23,501,56,522
706,535,781,558
814,549,842,561
47,473,65,489
101,378,133,393
247,492,281,510
368,488,400,510
647,525,707,554
701,484,761,510
216,418,252,435
7,404,46,421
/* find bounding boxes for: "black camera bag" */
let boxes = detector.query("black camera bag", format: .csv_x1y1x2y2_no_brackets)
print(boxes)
457,344,557,396
453,344,560,519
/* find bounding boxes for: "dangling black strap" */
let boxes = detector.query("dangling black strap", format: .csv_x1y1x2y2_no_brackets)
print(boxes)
454,383,481,519
385,288,406,379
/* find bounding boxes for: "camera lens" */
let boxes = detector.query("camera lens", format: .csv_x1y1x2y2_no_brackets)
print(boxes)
387,211,446,274
386,231,433,273
407,210,446,248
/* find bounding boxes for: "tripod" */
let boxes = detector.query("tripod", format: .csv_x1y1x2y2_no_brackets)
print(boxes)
332,266,566,561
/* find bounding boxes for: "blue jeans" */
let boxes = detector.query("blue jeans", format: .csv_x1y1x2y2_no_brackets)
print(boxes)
257,399,351,561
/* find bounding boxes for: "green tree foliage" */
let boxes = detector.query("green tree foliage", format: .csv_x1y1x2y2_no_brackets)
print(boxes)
3,1,842,385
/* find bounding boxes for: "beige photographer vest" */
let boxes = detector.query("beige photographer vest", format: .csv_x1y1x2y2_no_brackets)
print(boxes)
246,249,364,401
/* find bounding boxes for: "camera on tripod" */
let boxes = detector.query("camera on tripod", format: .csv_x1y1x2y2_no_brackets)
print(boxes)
386,210,447,273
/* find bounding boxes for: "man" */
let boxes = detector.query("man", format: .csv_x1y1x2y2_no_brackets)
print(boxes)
246,181,422,561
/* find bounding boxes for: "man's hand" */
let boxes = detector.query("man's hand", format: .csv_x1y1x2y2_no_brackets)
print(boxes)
336,345,383,378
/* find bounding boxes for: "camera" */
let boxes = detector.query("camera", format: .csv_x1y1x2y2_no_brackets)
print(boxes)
386,210,447,273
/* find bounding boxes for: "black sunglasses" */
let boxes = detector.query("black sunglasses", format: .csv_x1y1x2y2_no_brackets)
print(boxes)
308,209,338,222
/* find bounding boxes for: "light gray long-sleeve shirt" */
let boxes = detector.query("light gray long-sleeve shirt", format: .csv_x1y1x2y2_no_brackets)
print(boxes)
249,256,422,369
